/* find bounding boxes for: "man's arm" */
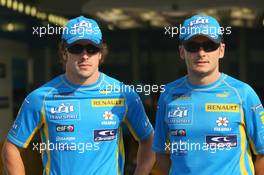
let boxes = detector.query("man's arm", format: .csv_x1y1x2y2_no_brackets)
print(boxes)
156,152,171,175
1,139,25,175
133,133,155,175
255,155,264,175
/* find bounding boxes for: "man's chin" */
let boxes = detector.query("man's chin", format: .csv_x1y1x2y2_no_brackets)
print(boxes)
77,72,92,79
191,69,212,77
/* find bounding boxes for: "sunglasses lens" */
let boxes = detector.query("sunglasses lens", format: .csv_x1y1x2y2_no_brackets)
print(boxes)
85,45,101,54
184,42,200,52
67,44,100,54
67,44,84,54
184,41,220,52
203,42,220,52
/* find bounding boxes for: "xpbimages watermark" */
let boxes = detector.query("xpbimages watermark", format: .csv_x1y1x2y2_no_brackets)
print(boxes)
164,24,232,38
32,141,100,154
32,23,100,38
98,83,165,95
165,139,235,154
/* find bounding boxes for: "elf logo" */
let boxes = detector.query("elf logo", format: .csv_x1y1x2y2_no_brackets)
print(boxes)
56,125,74,132
170,129,186,136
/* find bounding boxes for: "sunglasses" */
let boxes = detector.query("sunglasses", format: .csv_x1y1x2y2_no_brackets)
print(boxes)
183,41,220,53
67,44,101,54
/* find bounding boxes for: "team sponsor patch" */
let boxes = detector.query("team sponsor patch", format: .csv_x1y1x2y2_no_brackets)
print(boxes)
172,149,188,156
214,117,232,132
10,121,21,136
56,136,76,142
94,129,117,142
170,129,186,136
190,17,208,26
99,90,112,95
251,104,263,112
206,135,237,147
170,141,188,156
45,100,80,121
56,125,74,132
101,111,117,125
261,116,264,125
216,91,229,98
205,104,239,112
53,92,75,98
259,111,264,126
99,85,113,95
166,104,193,125
144,118,151,128
91,98,124,107
215,117,229,126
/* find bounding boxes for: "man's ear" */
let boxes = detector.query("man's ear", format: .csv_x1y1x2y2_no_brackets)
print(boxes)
179,45,185,60
62,50,68,61
63,49,68,58
219,43,225,59
98,52,102,62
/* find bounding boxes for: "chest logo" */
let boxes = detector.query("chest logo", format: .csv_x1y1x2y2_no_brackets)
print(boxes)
51,103,74,114
46,100,80,121
206,135,237,148
216,117,229,126
216,91,229,98
94,129,117,142
91,98,125,107
101,111,117,125
166,104,193,125
168,107,188,118
170,129,186,136
214,117,231,132
205,104,239,113
56,125,74,132
103,111,114,120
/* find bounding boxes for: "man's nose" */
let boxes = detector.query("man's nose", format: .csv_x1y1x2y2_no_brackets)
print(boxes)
197,47,206,57
81,50,90,60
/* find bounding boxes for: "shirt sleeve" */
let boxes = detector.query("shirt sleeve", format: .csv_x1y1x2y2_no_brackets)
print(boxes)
243,85,264,154
7,92,43,148
152,91,169,153
123,87,153,141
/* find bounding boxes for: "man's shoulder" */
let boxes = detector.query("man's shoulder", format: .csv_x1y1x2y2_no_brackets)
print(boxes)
223,74,252,90
164,76,187,93
101,73,123,86
222,74,256,96
155,76,187,101
28,75,64,98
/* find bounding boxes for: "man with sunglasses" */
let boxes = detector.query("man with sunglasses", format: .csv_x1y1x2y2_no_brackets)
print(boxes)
153,15,264,174
2,16,155,175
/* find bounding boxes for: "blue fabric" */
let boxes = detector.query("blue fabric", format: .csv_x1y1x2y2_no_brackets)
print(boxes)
7,73,153,175
179,15,222,43
62,16,102,45
153,73,264,175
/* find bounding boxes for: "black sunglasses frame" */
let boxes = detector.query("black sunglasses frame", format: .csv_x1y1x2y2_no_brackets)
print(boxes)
66,44,101,54
183,41,220,53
